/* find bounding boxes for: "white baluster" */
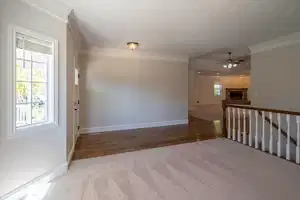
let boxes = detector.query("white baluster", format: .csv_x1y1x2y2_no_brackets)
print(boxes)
232,108,236,141
269,112,273,154
277,113,281,157
248,110,252,147
227,107,231,139
238,108,241,143
286,115,291,160
296,116,300,164
262,111,265,151
243,109,247,144
255,110,259,149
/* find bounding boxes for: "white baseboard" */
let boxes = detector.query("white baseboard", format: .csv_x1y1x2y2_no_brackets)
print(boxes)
1,163,68,200
80,119,188,134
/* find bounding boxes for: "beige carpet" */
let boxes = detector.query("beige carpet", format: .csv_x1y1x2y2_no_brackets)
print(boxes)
20,139,300,200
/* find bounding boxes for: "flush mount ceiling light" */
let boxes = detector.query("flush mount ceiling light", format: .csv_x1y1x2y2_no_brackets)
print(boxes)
222,52,244,69
127,42,139,50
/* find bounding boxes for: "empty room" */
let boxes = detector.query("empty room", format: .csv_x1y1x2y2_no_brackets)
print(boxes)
1,0,300,199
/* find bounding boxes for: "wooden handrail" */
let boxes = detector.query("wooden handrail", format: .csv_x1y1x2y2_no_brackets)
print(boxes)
225,104,300,116
257,111,297,146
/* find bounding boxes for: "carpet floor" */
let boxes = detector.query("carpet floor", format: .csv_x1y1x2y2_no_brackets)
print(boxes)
24,139,300,200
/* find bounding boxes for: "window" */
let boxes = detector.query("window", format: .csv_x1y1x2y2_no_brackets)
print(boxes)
214,83,222,96
10,26,58,134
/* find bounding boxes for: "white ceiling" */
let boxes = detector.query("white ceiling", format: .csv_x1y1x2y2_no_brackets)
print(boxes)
189,46,251,74
57,0,300,57
190,57,251,75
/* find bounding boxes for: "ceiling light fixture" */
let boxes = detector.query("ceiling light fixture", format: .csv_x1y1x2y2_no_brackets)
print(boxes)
222,52,244,69
127,42,139,50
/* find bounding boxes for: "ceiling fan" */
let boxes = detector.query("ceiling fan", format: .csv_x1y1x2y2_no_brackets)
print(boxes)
222,52,245,68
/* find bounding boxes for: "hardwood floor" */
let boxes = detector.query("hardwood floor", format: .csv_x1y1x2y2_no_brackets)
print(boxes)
73,116,222,160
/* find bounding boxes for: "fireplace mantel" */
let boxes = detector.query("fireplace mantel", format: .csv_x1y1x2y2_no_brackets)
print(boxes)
226,88,248,101
222,88,251,107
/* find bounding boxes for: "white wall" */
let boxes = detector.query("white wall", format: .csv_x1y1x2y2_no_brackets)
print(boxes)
79,53,188,131
192,75,250,106
250,42,300,111
0,0,68,197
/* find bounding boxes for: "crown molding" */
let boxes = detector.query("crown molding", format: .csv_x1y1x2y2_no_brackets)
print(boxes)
80,48,189,63
20,0,72,23
193,69,250,76
67,11,84,52
249,32,300,54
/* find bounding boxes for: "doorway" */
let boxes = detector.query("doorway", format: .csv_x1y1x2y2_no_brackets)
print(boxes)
73,56,80,146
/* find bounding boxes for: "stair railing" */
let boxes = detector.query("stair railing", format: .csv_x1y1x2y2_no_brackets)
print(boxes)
257,110,297,146
223,104,300,164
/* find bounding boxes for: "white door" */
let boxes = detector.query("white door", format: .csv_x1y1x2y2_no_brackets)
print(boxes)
73,57,80,144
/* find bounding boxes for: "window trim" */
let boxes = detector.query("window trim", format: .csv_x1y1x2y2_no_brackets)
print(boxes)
214,83,222,97
8,25,59,138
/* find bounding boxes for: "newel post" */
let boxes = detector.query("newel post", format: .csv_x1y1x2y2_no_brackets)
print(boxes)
222,102,227,137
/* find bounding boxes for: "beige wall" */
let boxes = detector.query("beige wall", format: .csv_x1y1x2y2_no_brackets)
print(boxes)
79,53,188,131
249,40,300,158
193,75,250,106
66,23,79,161
0,0,68,196
188,70,197,109
251,43,300,111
